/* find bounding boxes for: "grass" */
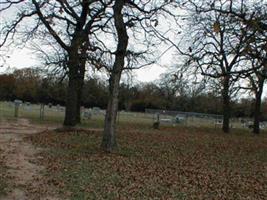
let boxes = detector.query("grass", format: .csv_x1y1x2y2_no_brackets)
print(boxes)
0,102,240,130
27,126,267,200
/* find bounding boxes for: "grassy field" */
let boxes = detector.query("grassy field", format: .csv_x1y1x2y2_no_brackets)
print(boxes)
0,101,257,130
27,126,267,200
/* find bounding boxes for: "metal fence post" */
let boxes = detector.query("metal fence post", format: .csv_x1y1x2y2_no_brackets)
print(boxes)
40,104,45,120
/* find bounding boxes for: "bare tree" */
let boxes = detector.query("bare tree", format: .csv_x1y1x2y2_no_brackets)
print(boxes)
241,53,266,134
156,0,261,133
0,0,111,127
207,0,267,133
247,66,266,134
94,0,177,152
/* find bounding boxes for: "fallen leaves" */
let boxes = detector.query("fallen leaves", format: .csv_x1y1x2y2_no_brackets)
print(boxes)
27,127,267,200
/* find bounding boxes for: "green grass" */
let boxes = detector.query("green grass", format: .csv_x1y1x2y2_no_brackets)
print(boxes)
0,101,260,130
27,126,267,200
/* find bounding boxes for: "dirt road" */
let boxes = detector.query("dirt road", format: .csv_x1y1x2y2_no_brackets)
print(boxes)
0,118,61,200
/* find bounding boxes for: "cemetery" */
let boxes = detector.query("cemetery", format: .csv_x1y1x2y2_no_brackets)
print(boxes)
0,1,266,200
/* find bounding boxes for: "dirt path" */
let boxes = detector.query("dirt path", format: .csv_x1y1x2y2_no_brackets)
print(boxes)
0,118,61,200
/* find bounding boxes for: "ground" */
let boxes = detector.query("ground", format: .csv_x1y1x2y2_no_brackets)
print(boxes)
0,118,60,200
0,118,267,200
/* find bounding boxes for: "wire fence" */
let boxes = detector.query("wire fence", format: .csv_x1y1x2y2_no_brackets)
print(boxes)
0,101,264,130
145,108,223,128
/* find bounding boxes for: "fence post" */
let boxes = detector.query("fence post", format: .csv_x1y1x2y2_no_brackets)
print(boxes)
153,113,160,129
40,104,45,120
14,104,19,117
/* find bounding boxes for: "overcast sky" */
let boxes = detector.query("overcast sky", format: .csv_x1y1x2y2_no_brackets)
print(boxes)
0,45,174,82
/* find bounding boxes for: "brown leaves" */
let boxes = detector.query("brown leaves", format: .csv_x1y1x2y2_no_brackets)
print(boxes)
27,128,267,199
213,21,221,33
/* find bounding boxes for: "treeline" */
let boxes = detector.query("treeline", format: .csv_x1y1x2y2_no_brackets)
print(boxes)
1,68,266,119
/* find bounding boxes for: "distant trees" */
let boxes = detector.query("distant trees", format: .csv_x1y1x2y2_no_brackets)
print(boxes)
13,68,41,102
0,68,266,120
0,74,15,100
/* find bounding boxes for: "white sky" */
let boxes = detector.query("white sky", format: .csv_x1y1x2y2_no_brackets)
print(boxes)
0,47,171,82
1,1,265,97
0,0,176,82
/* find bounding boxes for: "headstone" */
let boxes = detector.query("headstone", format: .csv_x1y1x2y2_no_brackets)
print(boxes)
92,107,101,114
175,115,185,123
83,109,92,119
153,113,160,129
25,102,31,111
14,99,22,105
14,99,22,117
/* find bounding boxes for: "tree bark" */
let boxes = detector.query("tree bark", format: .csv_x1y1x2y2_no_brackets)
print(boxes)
76,78,83,124
64,70,79,127
75,60,86,124
63,54,81,127
222,75,231,133
253,78,264,134
64,37,87,126
101,74,121,151
101,0,128,152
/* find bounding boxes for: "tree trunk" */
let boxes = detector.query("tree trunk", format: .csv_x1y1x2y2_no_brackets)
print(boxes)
64,41,87,126
253,79,264,134
76,82,82,124
63,56,81,127
253,94,261,134
75,68,85,124
222,76,230,133
101,74,121,152
101,0,128,152
75,40,87,124
64,72,79,127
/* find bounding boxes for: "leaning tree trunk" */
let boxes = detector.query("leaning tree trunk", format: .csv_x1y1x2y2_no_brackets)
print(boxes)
253,78,264,134
101,0,128,152
101,74,121,151
222,75,231,133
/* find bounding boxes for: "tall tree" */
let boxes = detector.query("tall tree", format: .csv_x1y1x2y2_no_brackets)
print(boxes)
0,0,111,126
97,0,177,151
160,0,259,133
101,0,128,151
208,0,267,133
241,58,266,134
